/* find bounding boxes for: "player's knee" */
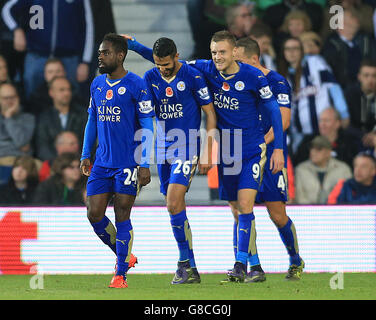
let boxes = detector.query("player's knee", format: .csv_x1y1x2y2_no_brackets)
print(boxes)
87,206,105,223
114,204,132,222
269,211,288,228
228,202,239,221
166,198,184,215
237,199,253,214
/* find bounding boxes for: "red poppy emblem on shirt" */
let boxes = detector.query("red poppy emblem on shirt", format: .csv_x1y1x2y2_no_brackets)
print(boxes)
222,82,230,91
106,89,113,100
166,87,173,97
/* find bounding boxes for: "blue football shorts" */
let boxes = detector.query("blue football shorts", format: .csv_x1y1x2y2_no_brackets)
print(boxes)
218,144,267,201
157,156,198,196
86,164,139,196
256,165,288,203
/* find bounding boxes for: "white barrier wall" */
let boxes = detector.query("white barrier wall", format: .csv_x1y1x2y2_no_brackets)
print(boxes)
0,206,375,274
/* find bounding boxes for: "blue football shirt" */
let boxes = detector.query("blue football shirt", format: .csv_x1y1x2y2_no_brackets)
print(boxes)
186,60,276,160
88,72,154,168
144,63,212,161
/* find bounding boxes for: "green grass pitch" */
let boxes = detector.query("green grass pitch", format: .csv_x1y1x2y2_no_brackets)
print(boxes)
0,273,375,300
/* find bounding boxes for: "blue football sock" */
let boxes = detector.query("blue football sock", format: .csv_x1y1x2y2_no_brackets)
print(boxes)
115,219,133,277
233,220,238,259
244,212,261,269
170,210,192,263
278,217,301,266
91,216,116,254
248,253,261,267
236,212,255,266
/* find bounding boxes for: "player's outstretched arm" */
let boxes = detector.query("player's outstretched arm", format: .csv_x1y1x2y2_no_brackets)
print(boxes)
199,103,217,174
80,112,97,176
122,34,210,74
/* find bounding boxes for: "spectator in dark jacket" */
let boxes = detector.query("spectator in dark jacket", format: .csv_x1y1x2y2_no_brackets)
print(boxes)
322,8,376,90
0,0,26,84
35,76,87,161
345,59,376,135
0,155,39,204
33,152,85,205
328,152,376,204
2,0,94,98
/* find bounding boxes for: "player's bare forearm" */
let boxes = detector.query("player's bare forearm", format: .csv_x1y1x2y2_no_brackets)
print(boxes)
270,148,284,174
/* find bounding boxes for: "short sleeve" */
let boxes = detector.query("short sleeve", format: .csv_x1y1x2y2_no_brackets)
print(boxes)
273,78,292,109
254,72,274,102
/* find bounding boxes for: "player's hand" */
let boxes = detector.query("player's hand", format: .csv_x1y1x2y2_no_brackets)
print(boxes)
138,167,151,186
121,34,134,41
270,149,284,174
80,158,91,177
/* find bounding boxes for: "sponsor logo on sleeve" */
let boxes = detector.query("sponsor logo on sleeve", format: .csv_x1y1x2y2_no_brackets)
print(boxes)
259,86,273,99
277,93,290,105
197,87,210,100
138,100,153,114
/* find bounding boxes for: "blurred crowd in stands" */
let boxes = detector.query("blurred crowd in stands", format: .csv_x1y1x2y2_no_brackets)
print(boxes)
0,0,375,205
0,0,116,205
193,0,376,204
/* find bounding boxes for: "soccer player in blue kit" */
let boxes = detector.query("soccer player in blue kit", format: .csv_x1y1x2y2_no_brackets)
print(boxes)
125,31,285,283
142,37,217,284
234,37,304,281
80,34,155,288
